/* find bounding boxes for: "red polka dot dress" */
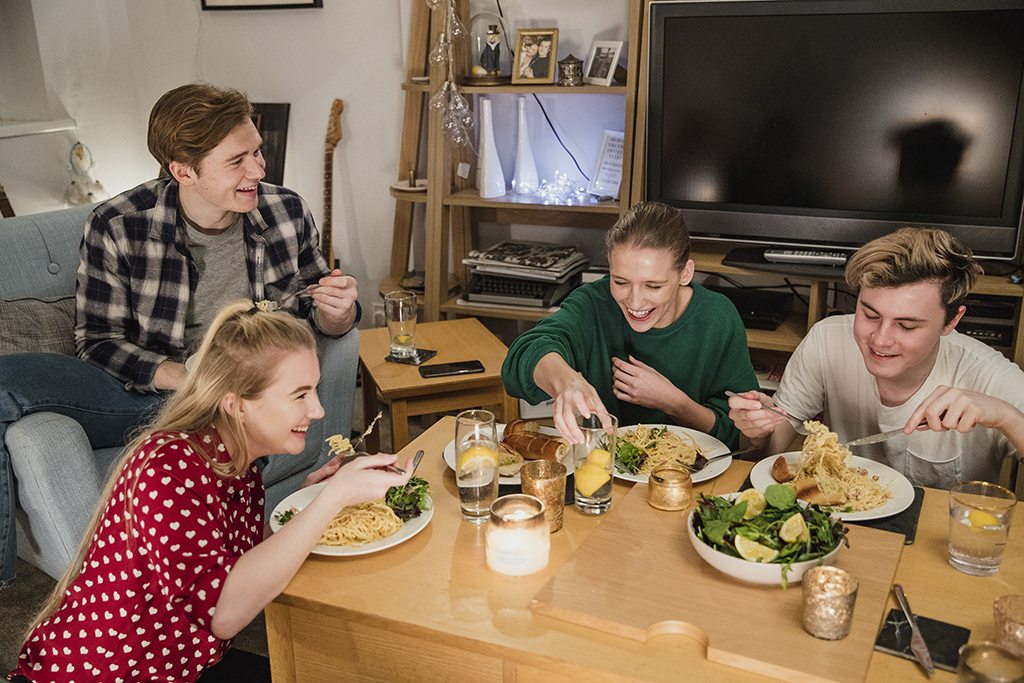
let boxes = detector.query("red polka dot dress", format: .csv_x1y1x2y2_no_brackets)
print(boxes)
9,428,264,683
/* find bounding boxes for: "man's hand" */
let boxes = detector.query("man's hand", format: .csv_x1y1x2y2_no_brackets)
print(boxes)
154,360,188,391
727,390,797,454
909,385,1024,443
313,269,358,336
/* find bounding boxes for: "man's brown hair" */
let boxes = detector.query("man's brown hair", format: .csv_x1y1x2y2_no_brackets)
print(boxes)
147,83,253,177
845,227,983,324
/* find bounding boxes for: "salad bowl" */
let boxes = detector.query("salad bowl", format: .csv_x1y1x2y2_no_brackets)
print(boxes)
687,491,843,586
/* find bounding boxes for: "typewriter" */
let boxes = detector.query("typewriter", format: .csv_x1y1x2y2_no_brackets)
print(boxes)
465,272,582,308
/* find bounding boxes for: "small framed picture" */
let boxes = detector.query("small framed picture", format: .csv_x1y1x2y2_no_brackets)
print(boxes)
201,0,321,9
584,40,624,87
512,29,559,85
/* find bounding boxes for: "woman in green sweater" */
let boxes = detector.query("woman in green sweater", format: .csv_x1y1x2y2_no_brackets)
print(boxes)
502,202,758,447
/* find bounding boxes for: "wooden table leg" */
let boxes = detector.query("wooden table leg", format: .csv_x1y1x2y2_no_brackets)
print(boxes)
265,602,296,683
360,362,382,453
502,390,520,422
391,398,410,451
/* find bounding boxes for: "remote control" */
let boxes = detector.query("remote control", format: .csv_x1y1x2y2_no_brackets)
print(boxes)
763,249,848,266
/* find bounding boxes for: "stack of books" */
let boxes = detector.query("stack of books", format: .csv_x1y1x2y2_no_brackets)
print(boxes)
461,241,589,308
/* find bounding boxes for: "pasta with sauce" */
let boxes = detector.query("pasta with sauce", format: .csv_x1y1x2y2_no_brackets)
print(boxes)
619,424,704,475
319,499,403,546
793,420,893,512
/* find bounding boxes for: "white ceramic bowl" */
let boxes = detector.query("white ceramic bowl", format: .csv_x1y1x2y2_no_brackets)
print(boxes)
687,493,842,586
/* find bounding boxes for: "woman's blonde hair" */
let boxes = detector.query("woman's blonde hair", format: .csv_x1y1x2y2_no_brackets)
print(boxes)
24,301,316,639
605,201,692,271
845,227,983,324
148,83,254,177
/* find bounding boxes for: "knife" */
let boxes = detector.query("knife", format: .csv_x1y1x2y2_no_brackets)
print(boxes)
845,427,905,448
892,584,935,675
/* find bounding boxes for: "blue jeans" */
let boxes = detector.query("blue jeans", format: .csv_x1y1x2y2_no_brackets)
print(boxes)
0,353,163,584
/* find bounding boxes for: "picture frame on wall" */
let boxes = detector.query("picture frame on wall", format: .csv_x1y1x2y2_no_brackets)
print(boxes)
584,40,624,87
201,0,321,9
512,29,559,85
251,103,290,186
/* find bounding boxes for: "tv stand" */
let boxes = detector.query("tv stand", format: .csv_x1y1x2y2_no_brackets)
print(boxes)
722,246,849,279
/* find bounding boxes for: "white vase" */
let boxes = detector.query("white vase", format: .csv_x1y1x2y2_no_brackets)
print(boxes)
476,98,506,199
512,96,539,195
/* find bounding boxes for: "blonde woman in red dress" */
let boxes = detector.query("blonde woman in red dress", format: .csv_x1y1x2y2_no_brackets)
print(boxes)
8,301,412,683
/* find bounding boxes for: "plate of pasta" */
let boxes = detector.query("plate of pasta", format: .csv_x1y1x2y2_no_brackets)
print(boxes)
614,424,731,484
749,453,914,521
270,482,434,556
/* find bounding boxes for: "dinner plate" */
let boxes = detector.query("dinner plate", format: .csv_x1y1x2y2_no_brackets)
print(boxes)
270,482,433,556
442,423,570,484
749,451,915,521
614,425,731,484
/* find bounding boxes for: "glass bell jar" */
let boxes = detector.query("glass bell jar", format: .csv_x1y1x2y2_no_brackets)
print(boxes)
467,12,511,85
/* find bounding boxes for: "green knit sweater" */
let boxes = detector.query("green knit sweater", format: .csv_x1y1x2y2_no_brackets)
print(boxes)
501,278,758,448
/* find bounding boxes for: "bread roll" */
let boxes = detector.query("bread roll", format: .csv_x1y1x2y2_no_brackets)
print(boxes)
503,419,541,436
502,431,568,461
771,456,795,482
792,478,844,506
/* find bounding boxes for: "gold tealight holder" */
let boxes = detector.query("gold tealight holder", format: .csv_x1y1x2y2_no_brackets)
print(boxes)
802,566,858,640
647,464,692,511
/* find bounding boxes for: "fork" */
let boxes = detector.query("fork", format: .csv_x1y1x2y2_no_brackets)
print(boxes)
725,391,808,435
259,284,322,311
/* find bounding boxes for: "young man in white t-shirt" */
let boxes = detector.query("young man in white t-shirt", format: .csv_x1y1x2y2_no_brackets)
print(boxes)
728,228,1024,488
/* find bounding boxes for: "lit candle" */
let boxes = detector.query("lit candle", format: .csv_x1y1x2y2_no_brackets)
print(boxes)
486,495,550,576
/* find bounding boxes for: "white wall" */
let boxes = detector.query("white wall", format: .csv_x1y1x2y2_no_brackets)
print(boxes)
4,0,629,324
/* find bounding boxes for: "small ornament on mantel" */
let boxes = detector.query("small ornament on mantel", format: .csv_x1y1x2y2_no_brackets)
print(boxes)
557,54,584,86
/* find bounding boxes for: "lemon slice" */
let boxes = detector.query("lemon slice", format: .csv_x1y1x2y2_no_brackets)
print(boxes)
458,445,498,472
735,536,778,562
780,512,810,543
587,448,612,468
575,462,611,497
968,510,1000,528
735,489,766,520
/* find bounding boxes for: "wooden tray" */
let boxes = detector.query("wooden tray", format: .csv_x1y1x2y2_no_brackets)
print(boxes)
531,484,905,683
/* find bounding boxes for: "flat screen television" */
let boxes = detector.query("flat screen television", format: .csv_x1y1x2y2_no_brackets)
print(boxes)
645,0,1024,262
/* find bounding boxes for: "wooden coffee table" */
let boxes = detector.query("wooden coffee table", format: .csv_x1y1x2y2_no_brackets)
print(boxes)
358,317,519,451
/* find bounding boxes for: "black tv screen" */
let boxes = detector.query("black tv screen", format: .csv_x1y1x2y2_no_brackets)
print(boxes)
646,0,1024,260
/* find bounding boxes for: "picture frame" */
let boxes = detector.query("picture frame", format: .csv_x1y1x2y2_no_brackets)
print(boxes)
587,130,625,198
201,0,321,10
251,103,290,186
512,29,559,85
584,40,624,87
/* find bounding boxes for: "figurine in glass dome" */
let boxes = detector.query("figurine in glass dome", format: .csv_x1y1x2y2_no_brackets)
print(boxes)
480,24,501,74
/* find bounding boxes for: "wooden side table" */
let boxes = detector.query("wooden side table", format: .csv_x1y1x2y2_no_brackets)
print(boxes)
358,317,519,451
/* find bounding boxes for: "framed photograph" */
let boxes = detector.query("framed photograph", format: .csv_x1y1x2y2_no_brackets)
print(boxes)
201,0,321,9
512,29,559,85
587,130,625,198
584,40,623,87
252,103,290,186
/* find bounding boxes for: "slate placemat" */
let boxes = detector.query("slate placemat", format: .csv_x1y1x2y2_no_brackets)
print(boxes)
875,608,970,673
849,486,925,545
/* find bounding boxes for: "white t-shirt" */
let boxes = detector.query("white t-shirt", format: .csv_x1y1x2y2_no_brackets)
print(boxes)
774,314,1024,489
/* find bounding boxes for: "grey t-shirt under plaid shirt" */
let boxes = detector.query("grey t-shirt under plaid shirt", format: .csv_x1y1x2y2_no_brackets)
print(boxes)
75,176,332,393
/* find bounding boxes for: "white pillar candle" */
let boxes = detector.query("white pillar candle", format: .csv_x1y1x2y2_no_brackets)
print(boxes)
486,495,549,576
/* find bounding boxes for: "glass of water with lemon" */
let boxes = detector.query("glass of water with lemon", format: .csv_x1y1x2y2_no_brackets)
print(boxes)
455,409,499,524
384,290,417,358
572,414,617,515
948,481,1016,576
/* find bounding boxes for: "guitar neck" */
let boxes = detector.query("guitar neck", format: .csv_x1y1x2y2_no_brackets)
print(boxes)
322,146,334,268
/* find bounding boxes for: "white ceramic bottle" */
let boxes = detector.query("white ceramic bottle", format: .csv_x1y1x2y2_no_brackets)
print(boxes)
512,96,538,195
476,98,506,199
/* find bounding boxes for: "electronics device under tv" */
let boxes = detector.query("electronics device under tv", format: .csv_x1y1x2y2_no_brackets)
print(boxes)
645,0,1024,263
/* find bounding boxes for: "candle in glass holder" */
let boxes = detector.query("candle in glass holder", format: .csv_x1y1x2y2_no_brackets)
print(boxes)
995,595,1024,658
802,566,858,640
647,464,692,511
486,495,549,576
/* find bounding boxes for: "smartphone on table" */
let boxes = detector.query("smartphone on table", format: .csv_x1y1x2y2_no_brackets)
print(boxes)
418,360,485,378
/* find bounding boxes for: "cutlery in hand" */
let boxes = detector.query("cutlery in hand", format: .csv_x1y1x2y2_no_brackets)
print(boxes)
340,451,406,475
845,427,905,448
892,583,935,675
411,449,424,476
725,391,809,435
261,284,322,311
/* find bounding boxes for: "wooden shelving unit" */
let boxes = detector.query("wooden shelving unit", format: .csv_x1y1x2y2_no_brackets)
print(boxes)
387,0,1024,366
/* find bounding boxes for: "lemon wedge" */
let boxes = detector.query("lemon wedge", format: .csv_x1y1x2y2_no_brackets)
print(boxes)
458,445,498,472
735,536,778,562
968,510,1000,528
575,462,611,497
587,448,612,468
780,512,810,543
735,489,766,520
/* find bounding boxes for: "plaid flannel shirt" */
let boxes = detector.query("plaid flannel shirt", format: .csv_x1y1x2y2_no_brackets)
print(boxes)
75,177,336,393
